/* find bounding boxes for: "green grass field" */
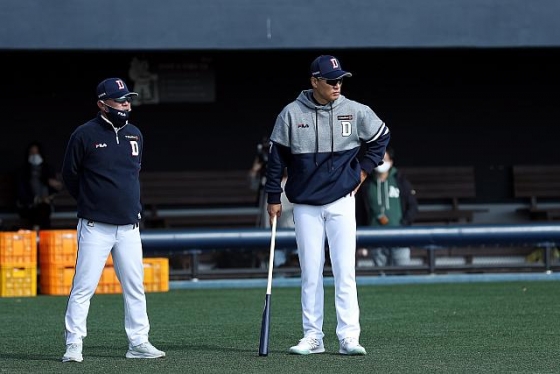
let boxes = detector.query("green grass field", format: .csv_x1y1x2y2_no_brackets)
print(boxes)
0,280,559,373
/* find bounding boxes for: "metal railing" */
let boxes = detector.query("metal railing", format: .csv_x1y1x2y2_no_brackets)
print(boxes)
140,223,560,279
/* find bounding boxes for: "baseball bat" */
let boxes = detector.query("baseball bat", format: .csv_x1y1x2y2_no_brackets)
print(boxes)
258,215,277,357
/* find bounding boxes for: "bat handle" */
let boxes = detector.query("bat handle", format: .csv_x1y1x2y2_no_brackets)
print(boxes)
266,216,277,294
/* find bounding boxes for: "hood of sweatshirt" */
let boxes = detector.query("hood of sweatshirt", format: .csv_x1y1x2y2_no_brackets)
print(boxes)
295,89,348,167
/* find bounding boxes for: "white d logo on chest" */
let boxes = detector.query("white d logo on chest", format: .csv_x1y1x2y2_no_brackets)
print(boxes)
341,121,352,137
129,141,139,156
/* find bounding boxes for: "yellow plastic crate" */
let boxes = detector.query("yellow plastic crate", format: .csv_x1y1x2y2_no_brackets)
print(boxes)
0,265,37,297
0,231,37,265
38,230,77,267
143,258,169,292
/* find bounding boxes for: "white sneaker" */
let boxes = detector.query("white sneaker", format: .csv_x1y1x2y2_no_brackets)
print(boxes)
339,337,367,355
126,342,166,359
289,337,325,355
62,342,83,363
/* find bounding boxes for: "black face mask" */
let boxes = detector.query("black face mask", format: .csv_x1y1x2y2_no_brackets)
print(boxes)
103,103,130,127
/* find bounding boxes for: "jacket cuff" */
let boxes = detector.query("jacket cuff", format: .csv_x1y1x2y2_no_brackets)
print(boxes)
267,193,281,204
361,159,376,175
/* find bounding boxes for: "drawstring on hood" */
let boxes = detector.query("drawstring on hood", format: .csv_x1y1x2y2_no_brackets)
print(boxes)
377,179,390,210
309,92,336,170
329,102,334,170
314,108,319,166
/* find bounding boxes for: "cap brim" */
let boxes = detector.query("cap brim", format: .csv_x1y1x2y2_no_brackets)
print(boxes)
321,71,352,80
106,92,139,99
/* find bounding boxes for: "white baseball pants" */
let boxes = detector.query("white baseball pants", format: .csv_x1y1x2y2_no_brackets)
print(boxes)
64,219,150,347
293,194,361,342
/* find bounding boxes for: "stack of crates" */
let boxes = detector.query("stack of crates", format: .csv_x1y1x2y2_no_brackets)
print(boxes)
0,230,37,297
143,258,170,292
96,254,120,294
39,230,169,295
95,257,169,294
39,230,78,295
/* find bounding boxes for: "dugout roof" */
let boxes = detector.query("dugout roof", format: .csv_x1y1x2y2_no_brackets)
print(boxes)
1,0,560,50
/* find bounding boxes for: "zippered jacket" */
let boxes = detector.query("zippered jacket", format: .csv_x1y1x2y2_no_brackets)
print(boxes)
266,89,390,206
62,113,143,225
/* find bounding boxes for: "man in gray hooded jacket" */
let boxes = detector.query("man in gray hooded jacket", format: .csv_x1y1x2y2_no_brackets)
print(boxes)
265,55,390,356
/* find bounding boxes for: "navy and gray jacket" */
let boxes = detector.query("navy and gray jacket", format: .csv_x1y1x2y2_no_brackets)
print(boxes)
265,89,390,206
61,112,143,225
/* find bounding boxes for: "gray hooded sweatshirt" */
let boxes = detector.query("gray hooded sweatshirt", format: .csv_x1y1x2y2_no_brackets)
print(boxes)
265,89,390,206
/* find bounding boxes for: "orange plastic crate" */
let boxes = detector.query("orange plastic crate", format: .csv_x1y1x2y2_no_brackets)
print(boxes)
38,230,113,267
106,253,113,266
39,257,168,295
39,265,75,295
40,261,115,296
96,266,122,294
0,231,37,266
39,230,77,267
0,265,37,297
93,258,169,294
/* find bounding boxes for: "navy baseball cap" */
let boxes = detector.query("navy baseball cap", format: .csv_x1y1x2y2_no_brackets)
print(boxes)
310,55,352,80
96,78,138,100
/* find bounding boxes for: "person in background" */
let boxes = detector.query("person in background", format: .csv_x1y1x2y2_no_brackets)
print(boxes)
358,147,418,266
16,141,63,230
60,77,165,363
248,136,270,228
265,54,390,356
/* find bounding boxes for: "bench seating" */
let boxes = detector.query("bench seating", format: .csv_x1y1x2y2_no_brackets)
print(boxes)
53,170,260,229
51,170,260,228
399,166,480,224
139,170,260,228
49,167,479,228
1,170,260,230
513,165,560,221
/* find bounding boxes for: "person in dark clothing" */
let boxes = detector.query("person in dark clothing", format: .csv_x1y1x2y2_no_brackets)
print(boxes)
16,141,63,230
61,77,165,363
356,147,418,266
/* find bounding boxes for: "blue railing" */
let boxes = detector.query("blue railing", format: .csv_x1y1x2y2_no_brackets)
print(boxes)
141,223,560,278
